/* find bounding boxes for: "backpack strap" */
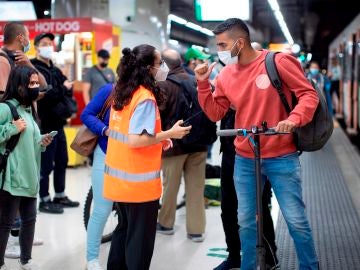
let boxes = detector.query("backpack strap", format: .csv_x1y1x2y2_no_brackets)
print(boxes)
0,49,15,69
0,101,21,189
4,101,20,121
265,52,292,114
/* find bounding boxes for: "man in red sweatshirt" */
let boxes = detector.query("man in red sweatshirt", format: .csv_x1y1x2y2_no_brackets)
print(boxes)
195,18,319,270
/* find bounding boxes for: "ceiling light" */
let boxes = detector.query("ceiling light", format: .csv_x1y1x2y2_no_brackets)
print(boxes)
168,14,214,37
267,0,294,44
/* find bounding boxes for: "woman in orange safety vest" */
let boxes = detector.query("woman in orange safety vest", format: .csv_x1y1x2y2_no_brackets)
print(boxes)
104,44,191,270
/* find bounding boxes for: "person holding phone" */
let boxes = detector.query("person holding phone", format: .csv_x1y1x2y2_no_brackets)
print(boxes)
0,65,53,270
156,49,210,242
31,33,79,214
104,45,191,270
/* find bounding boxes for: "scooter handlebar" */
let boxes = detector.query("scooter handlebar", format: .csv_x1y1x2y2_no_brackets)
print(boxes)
216,128,290,137
216,129,241,137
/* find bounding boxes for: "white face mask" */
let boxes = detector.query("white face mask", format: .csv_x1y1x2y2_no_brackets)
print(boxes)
39,46,54,59
154,62,169,81
217,39,241,65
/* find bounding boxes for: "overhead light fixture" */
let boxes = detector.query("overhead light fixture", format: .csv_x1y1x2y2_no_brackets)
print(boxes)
168,14,214,37
267,0,294,44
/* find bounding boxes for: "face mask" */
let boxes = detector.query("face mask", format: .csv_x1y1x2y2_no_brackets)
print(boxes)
21,87,39,106
39,46,54,59
309,68,319,76
100,62,108,68
23,40,31,53
154,62,169,81
217,39,240,65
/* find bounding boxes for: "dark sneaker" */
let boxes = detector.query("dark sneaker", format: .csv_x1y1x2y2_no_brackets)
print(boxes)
213,258,240,270
156,223,174,235
39,201,64,214
187,233,204,242
53,196,80,208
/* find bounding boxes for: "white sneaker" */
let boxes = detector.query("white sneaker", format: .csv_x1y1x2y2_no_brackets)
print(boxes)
8,235,44,246
18,260,39,270
0,264,8,270
5,243,20,259
87,259,103,270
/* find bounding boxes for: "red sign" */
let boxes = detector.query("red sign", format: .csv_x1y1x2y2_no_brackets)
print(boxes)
0,17,113,47
0,17,112,36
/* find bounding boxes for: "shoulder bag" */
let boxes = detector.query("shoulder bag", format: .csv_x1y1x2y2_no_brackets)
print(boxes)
70,93,113,156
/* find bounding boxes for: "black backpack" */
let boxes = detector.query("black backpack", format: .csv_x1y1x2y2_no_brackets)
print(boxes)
265,52,333,152
167,74,217,146
0,101,21,189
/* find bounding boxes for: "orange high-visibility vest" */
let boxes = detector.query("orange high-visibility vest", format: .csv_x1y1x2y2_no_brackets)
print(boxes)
104,86,162,203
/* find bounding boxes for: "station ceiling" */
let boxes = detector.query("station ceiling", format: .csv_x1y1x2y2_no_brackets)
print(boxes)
20,0,360,63
171,0,359,63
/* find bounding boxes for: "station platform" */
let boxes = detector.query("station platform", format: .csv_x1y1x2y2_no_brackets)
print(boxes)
4,124,360,269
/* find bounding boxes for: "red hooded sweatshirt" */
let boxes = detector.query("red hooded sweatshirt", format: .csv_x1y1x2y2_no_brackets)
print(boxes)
197,50,319,158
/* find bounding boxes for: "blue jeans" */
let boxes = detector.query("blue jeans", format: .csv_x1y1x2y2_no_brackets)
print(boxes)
86,145,113,261
234,153,318,270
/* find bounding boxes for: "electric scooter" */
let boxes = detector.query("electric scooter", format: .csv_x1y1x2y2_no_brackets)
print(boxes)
217,121,288,270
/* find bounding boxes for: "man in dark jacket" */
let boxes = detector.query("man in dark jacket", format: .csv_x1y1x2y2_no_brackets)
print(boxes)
31,33,79,214
156,49,209,242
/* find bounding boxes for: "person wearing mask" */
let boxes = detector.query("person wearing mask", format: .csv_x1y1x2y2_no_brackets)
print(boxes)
80,83,114,270
195,18,319,270
0,65,53,270
0,22,47,261
328,58,341,113
156,49,209,242
0,22,47,95
82,49,116,105
307,61,332,115
328,58,341,99
182,48,210,76
31,33,79,214
104,45,191,270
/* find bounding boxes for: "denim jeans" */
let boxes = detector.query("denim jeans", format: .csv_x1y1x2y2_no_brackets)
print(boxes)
86,145,113,261
234,153,318,270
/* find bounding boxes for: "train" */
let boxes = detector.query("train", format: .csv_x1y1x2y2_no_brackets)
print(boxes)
328,13,360,137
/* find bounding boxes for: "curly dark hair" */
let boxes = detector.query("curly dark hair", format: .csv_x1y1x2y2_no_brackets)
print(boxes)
113,44,163,111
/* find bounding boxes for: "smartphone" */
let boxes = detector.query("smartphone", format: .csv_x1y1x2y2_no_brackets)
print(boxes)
49,131,58,137
180,111,203,127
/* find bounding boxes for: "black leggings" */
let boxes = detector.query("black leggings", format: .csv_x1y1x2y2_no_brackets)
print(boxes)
0,190,37,266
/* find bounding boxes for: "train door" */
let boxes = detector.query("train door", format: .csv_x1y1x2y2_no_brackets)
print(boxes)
356,30,360,134
350,33,357,134
338,43,345,118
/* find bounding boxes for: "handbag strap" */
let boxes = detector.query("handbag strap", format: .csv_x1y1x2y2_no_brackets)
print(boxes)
97,90,113,120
